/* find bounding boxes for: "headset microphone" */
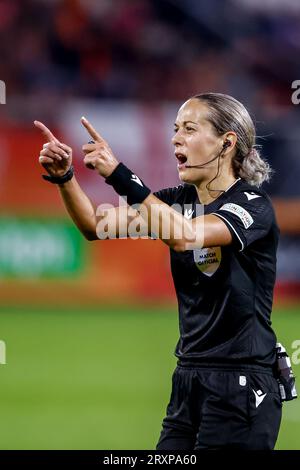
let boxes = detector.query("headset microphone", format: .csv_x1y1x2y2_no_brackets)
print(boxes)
185,140,231,169
223,140,231,149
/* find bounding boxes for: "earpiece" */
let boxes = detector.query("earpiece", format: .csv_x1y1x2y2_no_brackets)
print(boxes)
186,139,233,169
223,140,231,149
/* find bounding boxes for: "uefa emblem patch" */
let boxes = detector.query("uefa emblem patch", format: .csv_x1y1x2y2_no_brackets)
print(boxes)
193,247,222,277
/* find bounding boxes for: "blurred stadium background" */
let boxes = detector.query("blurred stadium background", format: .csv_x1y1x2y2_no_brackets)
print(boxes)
0,0,300,450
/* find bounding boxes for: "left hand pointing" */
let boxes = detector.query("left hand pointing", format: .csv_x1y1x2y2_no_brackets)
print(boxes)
81,116,119,178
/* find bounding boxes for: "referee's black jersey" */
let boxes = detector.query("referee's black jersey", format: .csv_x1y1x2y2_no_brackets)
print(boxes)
154,178,279,368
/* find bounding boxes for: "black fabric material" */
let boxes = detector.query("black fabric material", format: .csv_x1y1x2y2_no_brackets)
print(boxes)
156,366,282,450
153,179,279,368
105,162,151,206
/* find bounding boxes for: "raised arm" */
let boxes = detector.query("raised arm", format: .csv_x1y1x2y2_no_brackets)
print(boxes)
80,117,233,250
35,120,98,240
34,120,145,240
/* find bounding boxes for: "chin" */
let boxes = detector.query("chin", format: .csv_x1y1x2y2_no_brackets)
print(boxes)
178,169,200,185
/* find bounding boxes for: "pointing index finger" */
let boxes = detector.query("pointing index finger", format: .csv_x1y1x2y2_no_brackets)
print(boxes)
34,120,59,143
81,116,104,143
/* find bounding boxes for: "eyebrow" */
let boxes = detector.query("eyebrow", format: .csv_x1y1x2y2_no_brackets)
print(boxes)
174,120,198,127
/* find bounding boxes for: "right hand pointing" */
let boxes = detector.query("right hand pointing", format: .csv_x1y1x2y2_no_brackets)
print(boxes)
34,120,73,178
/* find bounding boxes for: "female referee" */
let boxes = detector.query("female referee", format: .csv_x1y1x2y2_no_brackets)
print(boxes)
35,93,282,450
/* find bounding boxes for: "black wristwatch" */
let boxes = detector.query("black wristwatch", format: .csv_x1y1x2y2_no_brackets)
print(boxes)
42,165,74,184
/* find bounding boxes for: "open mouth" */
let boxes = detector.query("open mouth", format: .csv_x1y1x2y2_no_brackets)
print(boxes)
176,154,188,166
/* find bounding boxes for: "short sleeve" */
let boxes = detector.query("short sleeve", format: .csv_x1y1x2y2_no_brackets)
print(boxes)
212,190,275,251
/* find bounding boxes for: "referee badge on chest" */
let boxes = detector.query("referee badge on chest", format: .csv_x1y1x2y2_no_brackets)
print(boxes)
193,247,222,277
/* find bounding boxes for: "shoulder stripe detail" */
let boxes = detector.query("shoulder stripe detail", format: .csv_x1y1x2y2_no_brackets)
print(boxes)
212,213,244,252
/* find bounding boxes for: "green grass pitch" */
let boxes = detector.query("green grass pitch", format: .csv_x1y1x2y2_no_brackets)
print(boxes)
0,305,299,449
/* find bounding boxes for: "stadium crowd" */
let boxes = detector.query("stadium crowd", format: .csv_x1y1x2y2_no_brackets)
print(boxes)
1,0,300,197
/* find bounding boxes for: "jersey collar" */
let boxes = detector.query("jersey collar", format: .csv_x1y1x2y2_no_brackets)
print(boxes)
193,178,242,208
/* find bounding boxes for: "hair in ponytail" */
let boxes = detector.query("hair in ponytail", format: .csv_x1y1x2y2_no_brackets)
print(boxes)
194,93,272,187
233,147,272,187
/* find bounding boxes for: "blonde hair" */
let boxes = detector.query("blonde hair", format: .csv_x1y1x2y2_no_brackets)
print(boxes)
194,93,272,187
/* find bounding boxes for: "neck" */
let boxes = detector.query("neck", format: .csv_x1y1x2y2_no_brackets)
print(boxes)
195,169,238,205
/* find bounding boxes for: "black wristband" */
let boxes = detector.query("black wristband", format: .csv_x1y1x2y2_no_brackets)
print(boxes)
42,165,74,184
105,163,151,206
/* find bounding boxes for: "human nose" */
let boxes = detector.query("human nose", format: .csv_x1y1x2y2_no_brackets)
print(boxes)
172,129,184,147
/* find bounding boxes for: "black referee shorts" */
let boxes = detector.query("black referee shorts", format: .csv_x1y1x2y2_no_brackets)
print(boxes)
156,364,282,450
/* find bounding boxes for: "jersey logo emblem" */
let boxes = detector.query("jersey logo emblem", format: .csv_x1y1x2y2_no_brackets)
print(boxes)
131,174,143,187
184,208,194,220
193,247,221,277
239,376,247,386
220,203,253,229
252,389,267,408
244,191,261,201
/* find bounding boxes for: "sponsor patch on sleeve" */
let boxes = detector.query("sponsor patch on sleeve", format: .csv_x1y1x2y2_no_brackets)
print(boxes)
219,203,254,229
